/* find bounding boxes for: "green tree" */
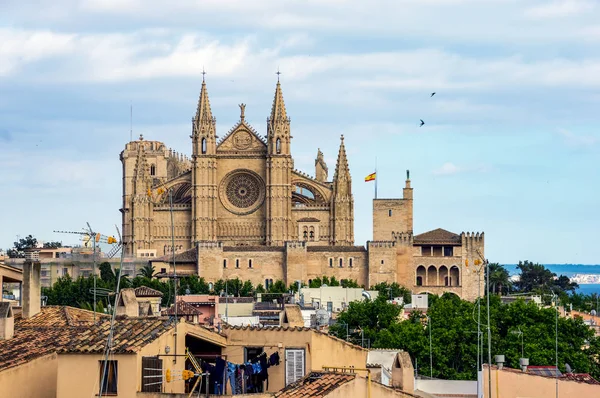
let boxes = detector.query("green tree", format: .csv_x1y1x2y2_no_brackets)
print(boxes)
487,263,511,295
340,279,361,288
138,264,156,279
14,235,37,251
99,262,115,285
371,282,411,304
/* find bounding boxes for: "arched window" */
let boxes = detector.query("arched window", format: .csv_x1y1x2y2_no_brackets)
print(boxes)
349,258,353,268
339,258,343,268
388,209,392,217
416,276,423,286
249,259,253,268
236,259,240,268
276,138,281,154
309,231,314,240
150,164,156,176
303,230,308,240
201,138,207,154
223,259,227,268
329,258,333,268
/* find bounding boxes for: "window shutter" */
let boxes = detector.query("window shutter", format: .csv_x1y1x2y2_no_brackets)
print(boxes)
285,349,305,385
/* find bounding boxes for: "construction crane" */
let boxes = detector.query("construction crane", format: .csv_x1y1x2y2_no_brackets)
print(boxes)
53,223,121,323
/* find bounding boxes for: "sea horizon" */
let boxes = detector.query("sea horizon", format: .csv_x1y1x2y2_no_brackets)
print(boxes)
502,263,600,295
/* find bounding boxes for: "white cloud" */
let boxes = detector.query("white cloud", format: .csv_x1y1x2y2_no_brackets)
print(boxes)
557,128,599,147
525,0,595,19
432,162,490,176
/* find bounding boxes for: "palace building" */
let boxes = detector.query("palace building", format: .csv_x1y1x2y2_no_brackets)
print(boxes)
120,78,484,301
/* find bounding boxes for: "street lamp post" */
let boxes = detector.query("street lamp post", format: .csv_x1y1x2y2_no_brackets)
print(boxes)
426,315,433,378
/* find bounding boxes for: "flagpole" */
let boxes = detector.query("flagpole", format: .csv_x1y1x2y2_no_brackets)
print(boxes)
375,157,378,199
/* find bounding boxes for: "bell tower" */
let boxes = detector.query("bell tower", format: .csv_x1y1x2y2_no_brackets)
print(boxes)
191,74,218,242
266,77,294,245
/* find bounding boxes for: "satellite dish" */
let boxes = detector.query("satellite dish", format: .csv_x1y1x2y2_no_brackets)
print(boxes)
185,288,191,295
591,309,597,316
565,363,572,373
315,308,330,327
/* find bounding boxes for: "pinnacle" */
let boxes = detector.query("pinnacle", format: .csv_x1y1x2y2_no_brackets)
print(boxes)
270,80,288,121
333,135,350,182
194,79,214,127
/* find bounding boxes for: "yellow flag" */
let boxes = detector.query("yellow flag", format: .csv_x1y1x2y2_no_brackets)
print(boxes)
365,172,376,182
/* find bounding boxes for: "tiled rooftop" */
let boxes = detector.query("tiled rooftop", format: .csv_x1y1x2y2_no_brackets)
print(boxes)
134,286,164,297
162,300,203,316
0,306,174,372
414,228,461,245
275,372,355,397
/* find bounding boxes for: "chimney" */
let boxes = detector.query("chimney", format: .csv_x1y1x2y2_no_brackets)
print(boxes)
23,260,41,319
0,302,14,340
494,355,505,370
115,288,139,317
519,358,529,372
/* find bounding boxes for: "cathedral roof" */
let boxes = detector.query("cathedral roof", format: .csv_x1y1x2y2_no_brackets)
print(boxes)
414,228,461,245
151,247,197,263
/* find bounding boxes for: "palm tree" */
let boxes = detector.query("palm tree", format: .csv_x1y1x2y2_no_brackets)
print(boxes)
487,263,511,295
138,264,156,279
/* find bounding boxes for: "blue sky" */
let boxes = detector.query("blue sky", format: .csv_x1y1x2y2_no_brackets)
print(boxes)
1,0,599,264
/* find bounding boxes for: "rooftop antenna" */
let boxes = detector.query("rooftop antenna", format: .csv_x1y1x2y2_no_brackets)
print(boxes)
53,225,120,324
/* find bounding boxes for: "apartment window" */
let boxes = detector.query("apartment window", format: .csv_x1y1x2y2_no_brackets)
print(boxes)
62,268,68,276
99,360,118,395
329,258,333,268
349,258,353,268
285,349,305,386
150,164,156,176
141,357,162,392
249,259,253,269
223,259,227,269
236,259,240,269
160,268,166,274
244,347,264,363
388,209,392,217
201,138,207,154
339,258,343,268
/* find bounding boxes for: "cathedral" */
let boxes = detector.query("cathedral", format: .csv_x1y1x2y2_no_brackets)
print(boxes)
120,78,485,301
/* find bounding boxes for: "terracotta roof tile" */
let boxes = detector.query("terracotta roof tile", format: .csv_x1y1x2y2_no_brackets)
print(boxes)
0,306,174,372
275,372,355,397
414,228,461,245
162,300,203,316
134,286,164,297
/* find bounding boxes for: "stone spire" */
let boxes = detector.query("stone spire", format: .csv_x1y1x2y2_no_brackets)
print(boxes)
269,80,288,122
333,135,351,187
194,79,214,132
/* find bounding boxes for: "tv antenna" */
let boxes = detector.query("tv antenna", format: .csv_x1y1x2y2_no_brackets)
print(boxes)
53,223,121,323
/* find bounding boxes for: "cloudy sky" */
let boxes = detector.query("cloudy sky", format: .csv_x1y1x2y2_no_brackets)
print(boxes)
1,0,599,264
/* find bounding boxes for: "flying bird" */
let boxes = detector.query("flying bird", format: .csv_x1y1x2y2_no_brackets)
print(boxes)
419,119,425,127
430,92,436,97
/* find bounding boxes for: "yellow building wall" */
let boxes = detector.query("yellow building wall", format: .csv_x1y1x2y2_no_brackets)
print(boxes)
483,366,600,398
0,353,58,398
222,327,367,393
332,376,415,398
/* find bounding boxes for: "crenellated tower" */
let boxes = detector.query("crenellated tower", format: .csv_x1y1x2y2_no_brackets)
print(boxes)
330,135,354,245
191,77,218,242
266,79,294,245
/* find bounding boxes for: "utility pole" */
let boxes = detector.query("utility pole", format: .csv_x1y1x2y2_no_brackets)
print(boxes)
486,259,492,398
554,294,559,398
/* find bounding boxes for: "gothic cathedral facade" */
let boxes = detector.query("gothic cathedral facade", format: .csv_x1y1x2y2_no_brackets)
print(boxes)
120,79,485,301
